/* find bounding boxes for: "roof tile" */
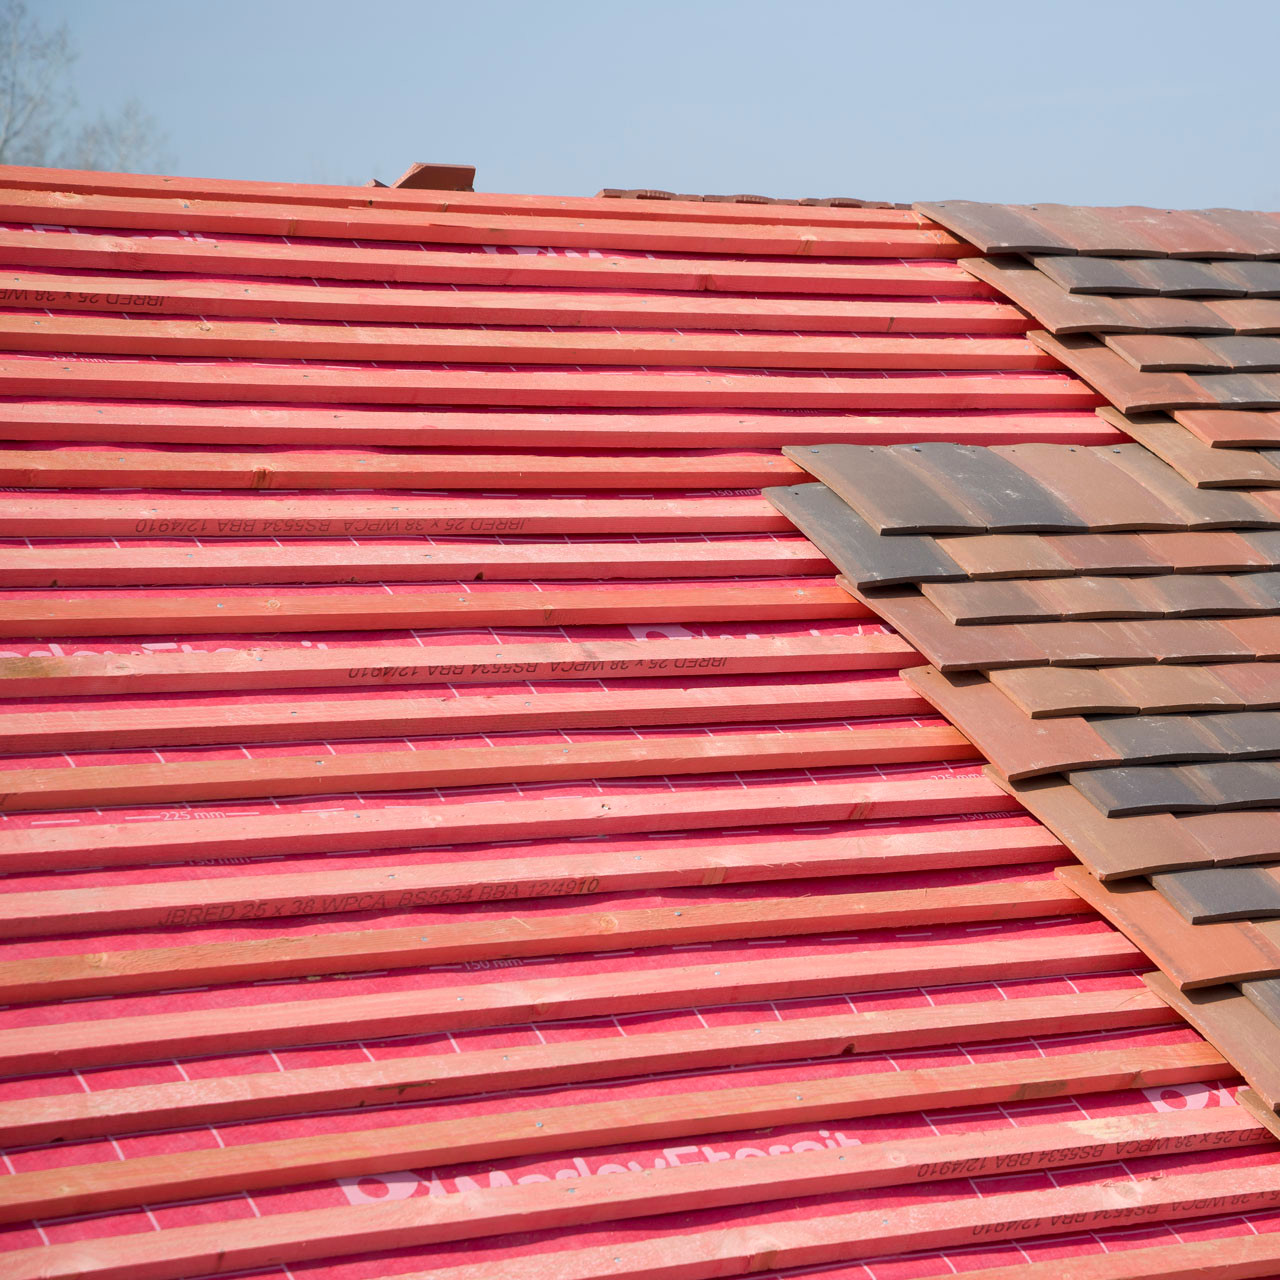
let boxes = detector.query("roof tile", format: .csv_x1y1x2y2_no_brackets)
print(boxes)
1090,713,1228,763
991,665,1137,716
935,532,1077,578
1030,331,1215,412
1110,412,1280,488
765,482,965,588
1215,259,1280,297
914,201,1078,254
992,441,1187,529
1153,866,1280,923
785,444,982,534
962,257,1144,333
903,665,1115,779
1104,663,1244,713
1105,334,1230,373
894,442,1083,532
1032,255,1160,295
1205,298,1280,334
1060,865,1280,986
1175,407,1280,447
1126,258,1248,297
1024,204,1169,256
995,770,1212,876
1201,336,1280,371
1099,444,1275,526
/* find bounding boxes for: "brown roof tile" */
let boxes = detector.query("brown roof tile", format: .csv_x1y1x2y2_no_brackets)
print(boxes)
1025,575,1165,620
1118,294,1238,333
1175,407,1280,447
1130,573,1273,617
914,201,1078,254
961,257,1144,333
1137,529,1272,571
1205,298,1280,334
1197,209,1280,259
1106,410,1280,488
992,442,1187,529
903,665,1115,779
1099,444,1275,527
992,769,1212,877
1030,331,1215,412
1178,808,1280,864
1105,334,1229,373
1050,532,1175,573
1151,973,1280,1112
936,532,1077,578
1104,663,1245,713
920,578,1046,625
1059,865,1280,987
991,664,1136,716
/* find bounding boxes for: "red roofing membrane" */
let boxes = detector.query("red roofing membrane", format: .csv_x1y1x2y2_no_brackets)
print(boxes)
1,166,1279,1280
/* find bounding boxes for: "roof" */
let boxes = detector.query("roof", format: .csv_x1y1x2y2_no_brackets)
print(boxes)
778,200,1280,1131
1,167,1279,1280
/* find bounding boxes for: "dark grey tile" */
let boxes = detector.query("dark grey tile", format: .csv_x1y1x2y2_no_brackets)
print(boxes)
1068,764,1216,816
914,201,1077,254
1217,260,1280,298
1129,258,1248,297
892,442,1087,533
1090,714,1224,763
1193,372,1280,408
1201,337,1280,372
782,444,981,534
1243,571,1280,608
1033,256,1158,295
1196,712,1280,758
764,482,966,588
1242,531,1280,566
1191,761,1280,809
1152,865,1280,922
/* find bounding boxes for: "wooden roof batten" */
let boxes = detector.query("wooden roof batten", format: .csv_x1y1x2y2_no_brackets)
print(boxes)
0,167,1275,1280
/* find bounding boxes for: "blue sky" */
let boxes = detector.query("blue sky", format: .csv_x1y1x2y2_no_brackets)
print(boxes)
42,0,1280,207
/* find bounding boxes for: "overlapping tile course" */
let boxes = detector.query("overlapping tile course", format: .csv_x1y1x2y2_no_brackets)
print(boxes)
771,199,1280,1124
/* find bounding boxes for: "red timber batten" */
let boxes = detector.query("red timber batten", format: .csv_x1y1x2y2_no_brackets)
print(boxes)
0,162,1272,1280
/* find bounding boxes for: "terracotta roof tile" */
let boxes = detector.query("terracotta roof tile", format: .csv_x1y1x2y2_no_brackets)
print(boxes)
1105,410,1280,487
937,532,1078,577
1030,331,1217,411
991,665,1136,716
1104,663,1247,713
1105,333,1230,372
1176,407,1280,446
991,769,1213,876
1205,297,1280,333
992,441,1188,528
1059,865,1280,987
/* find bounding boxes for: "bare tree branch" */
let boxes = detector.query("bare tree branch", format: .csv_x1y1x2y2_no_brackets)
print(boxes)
0,0,171,172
